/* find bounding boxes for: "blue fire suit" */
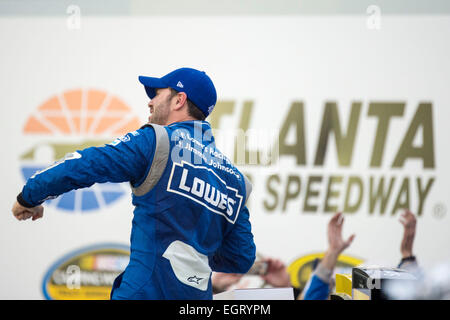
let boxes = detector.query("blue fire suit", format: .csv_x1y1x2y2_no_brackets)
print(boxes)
17,120,256,299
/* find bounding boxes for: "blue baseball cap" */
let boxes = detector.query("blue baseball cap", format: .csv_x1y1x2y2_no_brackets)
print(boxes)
139,67,217,117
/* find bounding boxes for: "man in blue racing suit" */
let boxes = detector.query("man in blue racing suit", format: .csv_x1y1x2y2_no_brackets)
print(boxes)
12,67,256,300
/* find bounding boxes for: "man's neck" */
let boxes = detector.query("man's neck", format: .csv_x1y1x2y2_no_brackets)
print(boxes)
166,115,198,125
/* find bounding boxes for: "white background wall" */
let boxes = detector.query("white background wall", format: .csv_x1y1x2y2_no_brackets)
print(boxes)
0,5,449,298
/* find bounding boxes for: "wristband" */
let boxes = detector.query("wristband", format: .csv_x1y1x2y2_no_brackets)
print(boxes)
400,256,416,263
17,192,35,208
314,263,333,284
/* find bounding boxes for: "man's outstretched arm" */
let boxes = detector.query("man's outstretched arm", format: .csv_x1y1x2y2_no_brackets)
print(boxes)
12,128,156,221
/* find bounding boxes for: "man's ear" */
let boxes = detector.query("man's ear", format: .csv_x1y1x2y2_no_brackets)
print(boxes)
175,92,188,110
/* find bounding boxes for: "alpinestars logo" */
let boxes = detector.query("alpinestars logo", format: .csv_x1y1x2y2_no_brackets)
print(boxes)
187,275,203,284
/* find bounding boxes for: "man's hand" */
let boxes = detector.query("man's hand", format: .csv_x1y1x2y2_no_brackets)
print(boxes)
321,212,355,271
12,201,44,221
261,258,291,287
327,212,355,254
211,272,243,293
399,209,416,258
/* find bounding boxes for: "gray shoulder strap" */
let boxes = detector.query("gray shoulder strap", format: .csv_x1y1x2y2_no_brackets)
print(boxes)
243,174,253,205
131,124,170,196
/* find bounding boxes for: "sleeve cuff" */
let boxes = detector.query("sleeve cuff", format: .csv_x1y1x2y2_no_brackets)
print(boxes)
17,192,35,208
314,263,333,284
398,256,418,269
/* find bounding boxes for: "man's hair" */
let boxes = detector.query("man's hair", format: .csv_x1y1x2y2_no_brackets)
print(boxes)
168,88,206,121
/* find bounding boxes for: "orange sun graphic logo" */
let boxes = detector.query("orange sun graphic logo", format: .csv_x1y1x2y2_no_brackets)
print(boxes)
20,89,142,212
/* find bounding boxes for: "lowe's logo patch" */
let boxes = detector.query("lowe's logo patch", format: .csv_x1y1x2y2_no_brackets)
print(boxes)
167,161,243,224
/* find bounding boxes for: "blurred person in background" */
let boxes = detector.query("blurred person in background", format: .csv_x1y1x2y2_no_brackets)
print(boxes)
385,210,450,300
212,212,355,300
300,212,355,300
213,209,421,300
397,210,420,273
302,209,422,299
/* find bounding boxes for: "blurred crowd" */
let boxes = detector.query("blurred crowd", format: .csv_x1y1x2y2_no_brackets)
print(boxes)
211,209,449,300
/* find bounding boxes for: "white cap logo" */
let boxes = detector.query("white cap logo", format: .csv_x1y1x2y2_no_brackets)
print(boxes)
176,81,184,88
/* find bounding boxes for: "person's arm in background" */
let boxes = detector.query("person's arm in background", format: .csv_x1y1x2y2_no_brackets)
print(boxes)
12,128,155,221
261,258,291,288
212,258,291,295
260,258,306,299
301,212,355,300
211,272,243,294
397,210,420,272
209,206,256,274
